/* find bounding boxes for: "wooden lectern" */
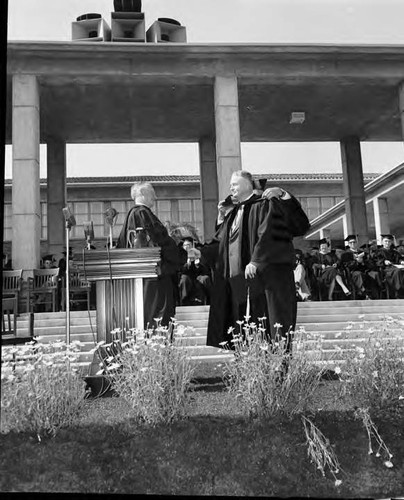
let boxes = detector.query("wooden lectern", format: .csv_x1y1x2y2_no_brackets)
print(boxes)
73,248,160,342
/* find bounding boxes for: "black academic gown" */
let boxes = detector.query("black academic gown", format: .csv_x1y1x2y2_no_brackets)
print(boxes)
202,194,310,347
116,204,181,328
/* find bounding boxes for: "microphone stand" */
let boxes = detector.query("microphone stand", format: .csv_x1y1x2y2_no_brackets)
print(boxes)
65,221,71,345
62,206,76,346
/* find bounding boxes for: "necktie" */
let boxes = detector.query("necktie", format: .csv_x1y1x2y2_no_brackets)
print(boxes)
230,204,243,238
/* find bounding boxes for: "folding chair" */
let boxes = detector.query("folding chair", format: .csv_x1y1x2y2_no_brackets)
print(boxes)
61,270,91,311
1,296,34,345
27,268,60,312
2,269,23,314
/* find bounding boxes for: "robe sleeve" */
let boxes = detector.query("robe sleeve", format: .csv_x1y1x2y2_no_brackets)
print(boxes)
249,197,306,270
116,208,136,248
116,205,181,275
199,212,230,268
249,199,274,269
273,196,311,237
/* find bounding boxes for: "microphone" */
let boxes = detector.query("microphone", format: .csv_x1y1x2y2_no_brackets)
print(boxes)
83,221,94,249
105,207,119,226
62,207,76,229
105,207,119,248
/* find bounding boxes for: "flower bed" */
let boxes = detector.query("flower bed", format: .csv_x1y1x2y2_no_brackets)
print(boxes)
1,318,403,495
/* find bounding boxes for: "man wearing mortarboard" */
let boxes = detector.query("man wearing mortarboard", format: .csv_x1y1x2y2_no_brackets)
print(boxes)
340,235,371,299
376,234,404,298
41,254,56,270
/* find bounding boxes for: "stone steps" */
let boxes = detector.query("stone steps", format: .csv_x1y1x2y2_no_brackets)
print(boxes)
174,299,404,365
6,300,403,370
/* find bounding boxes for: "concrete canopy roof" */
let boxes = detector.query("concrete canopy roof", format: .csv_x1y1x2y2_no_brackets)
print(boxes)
306,162,404,241
6,42,404,144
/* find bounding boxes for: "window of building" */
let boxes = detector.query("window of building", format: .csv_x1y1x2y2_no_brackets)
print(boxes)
68,201,106,240
70,202,89,239
41,202,47,240
298,196,344,220
156,200,172,225
306,198,321,220
178,199,193,224
321,197,335,212
89,202,105,239
3,204,12,241
3,203,48,241
192,199,203,236
109,201,131,238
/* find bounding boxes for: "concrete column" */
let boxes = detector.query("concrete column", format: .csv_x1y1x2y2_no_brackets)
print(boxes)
47,138,67,254
372,197,390,244
12,74,41,271
340,136,369,246
214,75,242,200
398,82,404,141
199,137,218,241
342,215,348,239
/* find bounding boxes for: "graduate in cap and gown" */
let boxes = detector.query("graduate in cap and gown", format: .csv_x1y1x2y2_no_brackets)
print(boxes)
340,234,370,298
376,234,404,298
314,238,351,300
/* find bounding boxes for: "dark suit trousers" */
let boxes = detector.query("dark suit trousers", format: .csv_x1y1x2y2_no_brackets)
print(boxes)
260,263,297,349
143,275,175,329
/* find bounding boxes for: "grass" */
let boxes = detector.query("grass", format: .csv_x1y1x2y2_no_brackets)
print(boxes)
1,379,404,496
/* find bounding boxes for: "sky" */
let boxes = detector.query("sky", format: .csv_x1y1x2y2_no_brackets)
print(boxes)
5,0,404,178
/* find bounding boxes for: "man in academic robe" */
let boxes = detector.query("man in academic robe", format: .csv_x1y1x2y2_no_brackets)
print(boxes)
201,170,310,349
178,247,212,305
116,182,182,327
340,234,370,298
376,234,404,298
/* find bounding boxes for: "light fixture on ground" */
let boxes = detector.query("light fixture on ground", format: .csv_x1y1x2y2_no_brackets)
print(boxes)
289,112,306,124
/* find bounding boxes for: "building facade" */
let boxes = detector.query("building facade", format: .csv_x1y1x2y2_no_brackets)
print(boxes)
6,42,404,271
4,172,387,260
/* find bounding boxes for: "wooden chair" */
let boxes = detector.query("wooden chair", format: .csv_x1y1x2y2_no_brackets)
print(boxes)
2,269,23,314
61,270,91,311
27,268,60,313
378,268,391,299
2,296,34,345
314,265,354,301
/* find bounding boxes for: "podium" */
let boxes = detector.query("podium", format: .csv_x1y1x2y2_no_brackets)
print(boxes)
73,248,160,343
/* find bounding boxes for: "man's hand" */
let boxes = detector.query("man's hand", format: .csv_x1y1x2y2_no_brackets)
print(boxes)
385,260,392,266
245,262,257,279
262,187,289,200
217,199,234,223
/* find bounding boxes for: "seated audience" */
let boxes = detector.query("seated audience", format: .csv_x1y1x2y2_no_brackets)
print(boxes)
34,254,58,312
294,249,311,301
41,254,56,270
340,235,370,299
2,252,12,270
179,246,212,305
313,239,351,300
304,247,320,299
359,243,383,299
376,234,404,298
